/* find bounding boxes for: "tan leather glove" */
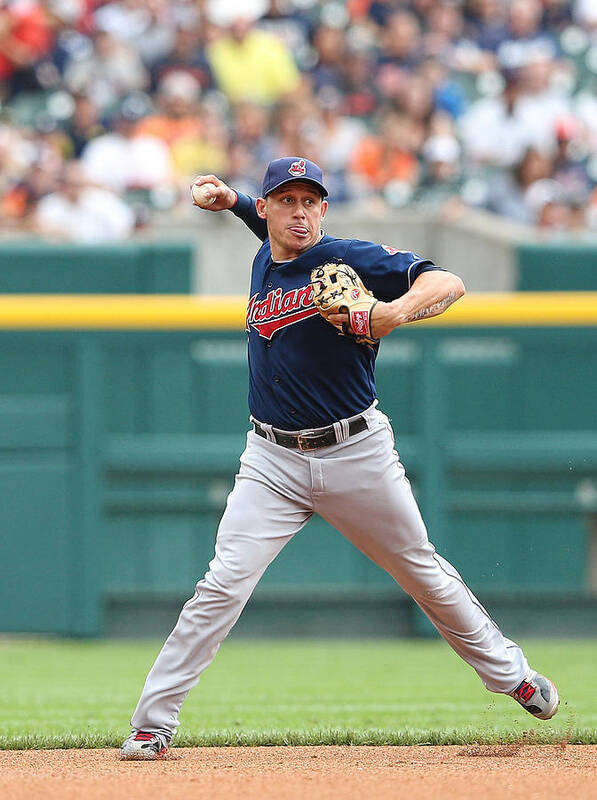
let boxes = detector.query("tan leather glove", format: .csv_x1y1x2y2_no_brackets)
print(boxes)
310,262,379,346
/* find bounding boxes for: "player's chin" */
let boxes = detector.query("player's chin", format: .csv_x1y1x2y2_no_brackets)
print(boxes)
288,230,315,250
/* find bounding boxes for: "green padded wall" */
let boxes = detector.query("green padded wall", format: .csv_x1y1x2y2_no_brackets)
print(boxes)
516,243,597,290
1,324,595,636
0,242,193,294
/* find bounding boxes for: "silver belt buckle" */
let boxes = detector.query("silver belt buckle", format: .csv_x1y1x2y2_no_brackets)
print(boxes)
297,430,321,451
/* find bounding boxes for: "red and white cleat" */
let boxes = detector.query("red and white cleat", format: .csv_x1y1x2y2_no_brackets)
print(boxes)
510,670,559,720
120,731,169,760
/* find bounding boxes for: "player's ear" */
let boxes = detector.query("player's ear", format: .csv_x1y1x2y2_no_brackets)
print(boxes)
320,199,328,219
256,197,267,219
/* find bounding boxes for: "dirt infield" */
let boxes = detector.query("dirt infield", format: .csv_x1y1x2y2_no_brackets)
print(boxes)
1,745,596,800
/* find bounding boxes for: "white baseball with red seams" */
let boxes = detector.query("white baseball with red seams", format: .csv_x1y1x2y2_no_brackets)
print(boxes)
191,182,217,207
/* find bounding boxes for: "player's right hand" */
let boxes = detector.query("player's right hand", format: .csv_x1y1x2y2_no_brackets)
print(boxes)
190,175,237,211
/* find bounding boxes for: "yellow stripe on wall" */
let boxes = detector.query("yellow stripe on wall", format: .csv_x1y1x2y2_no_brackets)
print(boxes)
0,293,596,329
423,292,597,326
0,295,248,329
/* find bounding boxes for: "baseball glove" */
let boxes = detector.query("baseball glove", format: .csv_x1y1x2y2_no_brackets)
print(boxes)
310,262,379,346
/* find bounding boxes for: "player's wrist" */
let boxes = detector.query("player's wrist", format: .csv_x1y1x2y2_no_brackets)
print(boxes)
390,297,416,327
371,300,402,339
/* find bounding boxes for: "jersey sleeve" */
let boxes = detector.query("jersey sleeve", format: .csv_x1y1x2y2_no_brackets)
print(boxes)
230,191,269,242
344,240,445,302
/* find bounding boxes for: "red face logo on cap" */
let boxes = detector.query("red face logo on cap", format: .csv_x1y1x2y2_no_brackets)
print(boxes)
288,159,307,177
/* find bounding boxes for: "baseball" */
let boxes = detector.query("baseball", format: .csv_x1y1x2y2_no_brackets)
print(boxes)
191,182,217,208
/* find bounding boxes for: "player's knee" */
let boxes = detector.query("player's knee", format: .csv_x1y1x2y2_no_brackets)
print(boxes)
396,568,454,601
417,583,454,601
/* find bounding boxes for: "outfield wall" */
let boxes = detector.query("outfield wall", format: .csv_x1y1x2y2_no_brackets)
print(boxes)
1,213,596,296
166,208,597,294
0,241,193,294
0,293,596,638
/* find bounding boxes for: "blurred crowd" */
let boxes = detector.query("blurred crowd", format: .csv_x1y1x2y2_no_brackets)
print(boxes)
1,0,597,241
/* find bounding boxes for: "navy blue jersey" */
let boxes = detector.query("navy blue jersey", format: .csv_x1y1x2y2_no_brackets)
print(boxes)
232,192,443,430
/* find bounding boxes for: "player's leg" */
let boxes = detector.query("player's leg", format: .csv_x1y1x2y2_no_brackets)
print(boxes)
124,432,313,751
313,411,557,716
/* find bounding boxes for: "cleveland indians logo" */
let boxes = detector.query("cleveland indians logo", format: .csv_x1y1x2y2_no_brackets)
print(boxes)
382,245,411,255
288,159,307,177
246,285,318,339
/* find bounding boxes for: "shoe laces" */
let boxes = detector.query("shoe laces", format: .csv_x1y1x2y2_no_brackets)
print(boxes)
514,681,536,703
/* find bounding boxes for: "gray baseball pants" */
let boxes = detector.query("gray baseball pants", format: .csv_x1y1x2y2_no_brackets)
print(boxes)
130,403,528,739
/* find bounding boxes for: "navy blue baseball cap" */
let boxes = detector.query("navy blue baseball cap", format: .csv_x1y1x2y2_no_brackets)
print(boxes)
261,157,328,198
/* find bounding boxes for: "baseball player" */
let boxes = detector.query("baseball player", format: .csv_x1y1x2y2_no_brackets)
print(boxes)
120,157,559,760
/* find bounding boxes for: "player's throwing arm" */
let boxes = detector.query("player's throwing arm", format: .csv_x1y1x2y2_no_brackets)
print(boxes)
190,175,238,212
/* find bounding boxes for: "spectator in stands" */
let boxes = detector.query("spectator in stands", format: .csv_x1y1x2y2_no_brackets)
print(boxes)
206,1,301,105
63,29,148,112
350,108,420,199
375,11,424,104
459,67,563,167
149,20,213,93
340,44,379,119
552,116,592,207
232,101,276,167
93,0,176,67
464,0,508,55
35,159,135,241
0,119,62,225
314,86,366,201
516,56,572,150
258,0,312,71
542,0,573,30
223,139,262,197
363,1,408,28
136,71,206,177
316,86,365,173
423,2,464,62
171,99,229,182
0,0,54,96
418,131,463,207
2,122,67,215
484,146,559,225
497,0,558,71
270,98,321,165
63,94,105,158
396,74,434,150
525,178,571,229
136,70,227,183
377,11,424,71
0,0,594,234
310,24,346,93
420,57,467,119
81,102,174,194
575,0,597,29
1,162,59,226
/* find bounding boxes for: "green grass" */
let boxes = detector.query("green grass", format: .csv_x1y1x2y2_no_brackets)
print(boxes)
0,638,595,749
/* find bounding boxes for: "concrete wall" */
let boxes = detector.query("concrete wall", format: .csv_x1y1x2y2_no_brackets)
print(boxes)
152,206,529,295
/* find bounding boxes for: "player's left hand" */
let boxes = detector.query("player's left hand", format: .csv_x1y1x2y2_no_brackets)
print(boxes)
310,262,380,346
327,301,396,341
